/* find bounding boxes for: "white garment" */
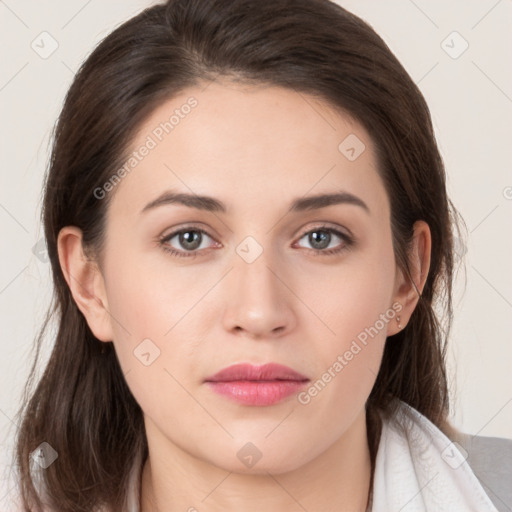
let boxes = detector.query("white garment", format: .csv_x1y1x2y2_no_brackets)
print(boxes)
371,401,498,511
126,399,498,511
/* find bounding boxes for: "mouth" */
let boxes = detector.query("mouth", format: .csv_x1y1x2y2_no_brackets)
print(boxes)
204,363,310,406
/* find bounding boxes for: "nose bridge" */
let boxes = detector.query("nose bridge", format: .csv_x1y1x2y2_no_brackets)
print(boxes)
223,233,294,336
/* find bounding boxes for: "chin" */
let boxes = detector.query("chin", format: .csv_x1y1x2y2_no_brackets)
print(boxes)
207,443,316,476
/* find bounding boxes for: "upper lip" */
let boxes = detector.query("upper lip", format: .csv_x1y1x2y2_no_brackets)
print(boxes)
205,363,309,382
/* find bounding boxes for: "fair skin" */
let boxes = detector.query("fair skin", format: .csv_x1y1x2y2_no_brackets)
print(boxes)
57,79,431,512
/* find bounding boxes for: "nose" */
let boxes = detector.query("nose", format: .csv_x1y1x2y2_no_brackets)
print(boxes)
222,244,297,340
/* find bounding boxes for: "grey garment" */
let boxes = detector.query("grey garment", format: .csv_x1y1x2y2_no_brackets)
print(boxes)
456,433,512,512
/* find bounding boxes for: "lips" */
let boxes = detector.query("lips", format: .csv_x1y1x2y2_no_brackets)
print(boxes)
205,362,309,382
204,363,309,406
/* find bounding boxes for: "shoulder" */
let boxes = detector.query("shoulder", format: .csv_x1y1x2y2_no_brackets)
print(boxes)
454,432,512,512
373,401,500,511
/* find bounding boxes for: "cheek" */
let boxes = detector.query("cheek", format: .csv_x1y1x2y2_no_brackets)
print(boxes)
304,238,396,394
297,275,393,433
100,247,168,372
102,258,199,425
103,241,190,336
315,250,395,342
102,246,213,393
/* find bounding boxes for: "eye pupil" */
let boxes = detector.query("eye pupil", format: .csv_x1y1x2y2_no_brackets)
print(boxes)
180,230,201,250
310,230,330,249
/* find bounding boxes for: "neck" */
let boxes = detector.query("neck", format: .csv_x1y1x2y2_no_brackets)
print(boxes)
140,409,372,512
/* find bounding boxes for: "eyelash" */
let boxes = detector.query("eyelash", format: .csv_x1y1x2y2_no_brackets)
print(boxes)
158,225,354,259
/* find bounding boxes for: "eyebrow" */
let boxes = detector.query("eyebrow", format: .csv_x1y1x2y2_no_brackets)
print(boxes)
140,189,370,215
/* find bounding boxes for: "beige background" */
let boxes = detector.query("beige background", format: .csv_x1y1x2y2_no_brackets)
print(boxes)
1,0,511,508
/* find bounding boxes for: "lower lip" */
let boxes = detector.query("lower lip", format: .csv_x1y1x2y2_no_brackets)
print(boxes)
205,380,308,406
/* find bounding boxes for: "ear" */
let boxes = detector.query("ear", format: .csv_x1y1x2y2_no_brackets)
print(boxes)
387,220,431,336
57,226,113,343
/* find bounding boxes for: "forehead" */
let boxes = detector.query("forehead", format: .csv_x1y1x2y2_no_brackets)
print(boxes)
107,79,389,221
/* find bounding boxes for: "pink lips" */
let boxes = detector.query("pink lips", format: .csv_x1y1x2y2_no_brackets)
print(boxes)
204,363,309,406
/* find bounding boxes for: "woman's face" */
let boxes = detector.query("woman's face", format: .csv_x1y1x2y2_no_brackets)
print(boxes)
80,79,411,473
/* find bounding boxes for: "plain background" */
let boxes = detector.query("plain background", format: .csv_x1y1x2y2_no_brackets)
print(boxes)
1,0,511,508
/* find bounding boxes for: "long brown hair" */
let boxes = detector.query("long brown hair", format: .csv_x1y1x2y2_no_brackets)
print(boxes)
13,0,464,510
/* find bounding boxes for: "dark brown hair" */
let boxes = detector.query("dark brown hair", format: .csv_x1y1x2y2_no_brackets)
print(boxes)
13,0,464,510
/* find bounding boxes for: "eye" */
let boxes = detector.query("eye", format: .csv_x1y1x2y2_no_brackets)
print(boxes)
294,225,354,256
159,227,218,258
158,224,354,259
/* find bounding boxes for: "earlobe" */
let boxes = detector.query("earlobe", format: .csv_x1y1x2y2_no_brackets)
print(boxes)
388,220,431,336
57,226,113,342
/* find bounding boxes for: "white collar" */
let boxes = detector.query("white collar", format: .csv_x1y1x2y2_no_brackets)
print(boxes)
126,401,498,511
371,400,498,511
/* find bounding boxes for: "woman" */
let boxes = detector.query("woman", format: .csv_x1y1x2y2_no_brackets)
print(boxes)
13,0,510,510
